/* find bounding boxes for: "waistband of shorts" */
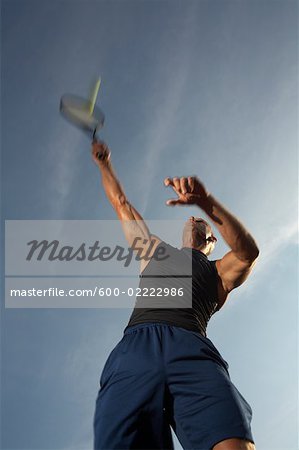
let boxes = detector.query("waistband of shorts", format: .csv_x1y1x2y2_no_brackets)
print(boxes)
122,322,228,369
123,321,206,337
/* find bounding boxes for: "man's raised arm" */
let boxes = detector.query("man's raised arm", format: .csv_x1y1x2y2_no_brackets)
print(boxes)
91,141,161,265
164,176,259,296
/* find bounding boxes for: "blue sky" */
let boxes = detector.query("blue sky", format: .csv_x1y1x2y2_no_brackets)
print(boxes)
1,0,298,449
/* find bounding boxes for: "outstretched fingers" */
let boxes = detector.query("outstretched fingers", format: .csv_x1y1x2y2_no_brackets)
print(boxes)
164,176,195,192
164,176,190,206
164,175,209,208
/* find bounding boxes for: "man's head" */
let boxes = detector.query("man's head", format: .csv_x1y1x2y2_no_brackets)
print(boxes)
181,216,217,256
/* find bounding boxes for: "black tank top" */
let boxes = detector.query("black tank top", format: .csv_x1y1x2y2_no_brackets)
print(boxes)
124,240,220,337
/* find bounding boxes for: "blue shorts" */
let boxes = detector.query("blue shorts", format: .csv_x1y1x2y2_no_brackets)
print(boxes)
93,322,255,449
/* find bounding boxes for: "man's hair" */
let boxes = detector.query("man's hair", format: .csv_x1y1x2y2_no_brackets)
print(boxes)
182,219,209,247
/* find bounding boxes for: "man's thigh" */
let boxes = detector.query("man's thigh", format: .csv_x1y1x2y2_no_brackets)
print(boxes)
164,327,255,449
93,328,174,449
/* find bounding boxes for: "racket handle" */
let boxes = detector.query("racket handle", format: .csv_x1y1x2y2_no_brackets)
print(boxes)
92,128,98,143
96,152,105,161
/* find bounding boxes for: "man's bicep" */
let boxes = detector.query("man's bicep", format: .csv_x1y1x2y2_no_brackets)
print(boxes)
215,251,256,293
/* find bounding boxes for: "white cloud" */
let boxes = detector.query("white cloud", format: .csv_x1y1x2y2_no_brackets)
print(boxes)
212,218,298,312
253,219,298,278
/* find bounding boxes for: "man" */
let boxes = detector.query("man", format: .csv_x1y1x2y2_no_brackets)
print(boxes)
92,140,259,450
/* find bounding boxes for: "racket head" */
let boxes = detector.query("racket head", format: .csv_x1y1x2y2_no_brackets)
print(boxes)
59,94,105,139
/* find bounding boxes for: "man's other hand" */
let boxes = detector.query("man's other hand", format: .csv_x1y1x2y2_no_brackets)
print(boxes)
164,176,210,206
